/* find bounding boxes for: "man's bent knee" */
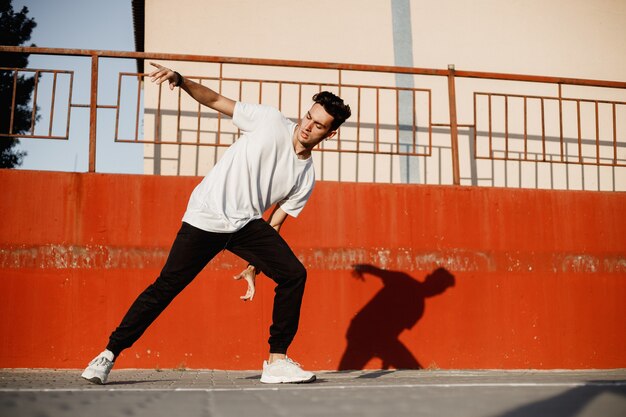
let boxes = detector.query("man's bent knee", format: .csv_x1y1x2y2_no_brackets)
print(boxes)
288,260,307,283
271,258,307,286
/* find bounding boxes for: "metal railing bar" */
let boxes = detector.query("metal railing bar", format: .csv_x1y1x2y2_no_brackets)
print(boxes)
48,71,58,137
155,79,162,143
577,100,582,163
9,70,17,134
113,137,431,156
395,89,400,154
504,95,509,160
29,71,39,135
337,70,342,148
475,91,626,106
523,96,528,160
88,54,98,172
473,93,478,161
412,90,417,154
0,134,68,140
177,76,183,143
121,72,431,98
297,83,302,122
194,79,200,145
431,123,475,127
475,154,624,167
541,98,546,162
65,72,73,139
488,94,493,158
613,103,618,163
236,79,243,138
141,109,619,148
3,46,625,89
375,87,380,154
453,69,626,89
595,101,600,165
424,91,428,156
558,84,564,162
356,86,361,153
134,74,141,142
114,72,123,142
217,63,223,145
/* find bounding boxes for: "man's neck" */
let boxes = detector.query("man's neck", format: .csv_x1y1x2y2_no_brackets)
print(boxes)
292,128,312,160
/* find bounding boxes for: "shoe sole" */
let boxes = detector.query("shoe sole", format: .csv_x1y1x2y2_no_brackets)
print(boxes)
260,374,316,384
81,370,106,385
82,375,105,385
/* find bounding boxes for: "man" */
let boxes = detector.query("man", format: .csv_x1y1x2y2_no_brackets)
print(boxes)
81,62,351,385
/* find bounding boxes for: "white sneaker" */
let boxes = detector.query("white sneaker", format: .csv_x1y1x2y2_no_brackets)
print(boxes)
81,350,115,385
260,357,316,384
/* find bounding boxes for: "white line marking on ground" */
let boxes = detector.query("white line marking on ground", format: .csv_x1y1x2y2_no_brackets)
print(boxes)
1,381,625,393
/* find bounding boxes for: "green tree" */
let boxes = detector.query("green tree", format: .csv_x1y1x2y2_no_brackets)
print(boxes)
0,0,37,168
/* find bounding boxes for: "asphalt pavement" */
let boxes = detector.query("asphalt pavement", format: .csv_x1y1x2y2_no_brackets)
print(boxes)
1,368,625,417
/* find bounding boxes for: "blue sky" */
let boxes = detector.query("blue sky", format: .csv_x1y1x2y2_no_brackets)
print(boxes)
13,0,143,173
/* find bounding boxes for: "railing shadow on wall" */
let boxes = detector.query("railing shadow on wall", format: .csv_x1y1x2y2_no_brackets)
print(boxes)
1,46,625,190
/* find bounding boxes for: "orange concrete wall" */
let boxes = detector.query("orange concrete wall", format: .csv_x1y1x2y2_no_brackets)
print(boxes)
1,170,624,370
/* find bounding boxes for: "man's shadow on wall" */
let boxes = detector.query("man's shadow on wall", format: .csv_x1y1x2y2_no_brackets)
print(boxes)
338,264,455,370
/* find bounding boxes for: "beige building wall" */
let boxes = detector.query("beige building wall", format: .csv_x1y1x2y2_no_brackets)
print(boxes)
142,0,626,191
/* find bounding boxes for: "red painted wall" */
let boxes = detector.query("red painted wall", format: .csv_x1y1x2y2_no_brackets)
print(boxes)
1,170,624,370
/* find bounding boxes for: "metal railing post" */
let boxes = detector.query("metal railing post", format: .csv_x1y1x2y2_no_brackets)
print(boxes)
88,54,98,172
447,64,461,185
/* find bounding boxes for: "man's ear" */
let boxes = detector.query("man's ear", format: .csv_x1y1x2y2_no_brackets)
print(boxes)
324,130,337,140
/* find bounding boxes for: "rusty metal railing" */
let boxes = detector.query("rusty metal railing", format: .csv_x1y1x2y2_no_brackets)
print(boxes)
473,90,626,167
0,67,74,140
130,74,433,153
1,46,625,185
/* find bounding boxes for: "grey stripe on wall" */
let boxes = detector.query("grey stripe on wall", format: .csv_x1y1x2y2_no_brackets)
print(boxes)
391,0,420,183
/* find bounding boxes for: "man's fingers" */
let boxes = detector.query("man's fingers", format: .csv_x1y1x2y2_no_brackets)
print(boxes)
239,290,253,301
147,62,165,78
242,278,255,301
152,73,170,84
147,63,174,85
234,268,255,301
148,62,178,91
240,287,255,301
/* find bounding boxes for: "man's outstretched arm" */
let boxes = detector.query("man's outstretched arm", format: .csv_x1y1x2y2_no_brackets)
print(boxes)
351,264,384,280
148,62,236,117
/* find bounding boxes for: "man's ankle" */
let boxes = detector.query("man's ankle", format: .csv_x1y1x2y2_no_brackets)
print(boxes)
268,353,286,364
99,349,115,362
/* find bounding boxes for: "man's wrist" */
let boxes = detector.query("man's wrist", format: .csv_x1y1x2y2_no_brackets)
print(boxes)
247,264,260,275
173,71,184,87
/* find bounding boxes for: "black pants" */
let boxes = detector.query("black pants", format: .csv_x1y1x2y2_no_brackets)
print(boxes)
106,220,307,357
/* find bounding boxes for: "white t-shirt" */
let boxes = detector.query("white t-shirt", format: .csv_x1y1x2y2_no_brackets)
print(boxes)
182,102,315,233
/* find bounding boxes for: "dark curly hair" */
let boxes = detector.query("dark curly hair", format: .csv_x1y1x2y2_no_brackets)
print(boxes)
312,91,351,131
